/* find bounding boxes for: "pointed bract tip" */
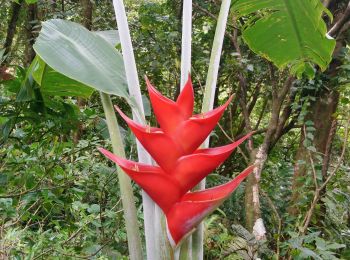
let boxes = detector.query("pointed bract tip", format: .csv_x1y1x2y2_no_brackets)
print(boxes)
98,147,112,156
144,75,152,88
249,130,257,136
114,105,125,117
98,147,112,157
145,75,154,90
224,94,234,107
114,104,120,111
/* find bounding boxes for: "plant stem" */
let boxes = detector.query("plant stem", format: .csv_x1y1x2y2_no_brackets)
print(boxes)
179,0,192,259
112,1,165,259
201,0,231,115
154,204,174,259
192,1,231,259
180,0,192,88
100,92,142,260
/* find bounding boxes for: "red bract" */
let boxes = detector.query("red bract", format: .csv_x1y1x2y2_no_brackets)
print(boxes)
99,75,254,246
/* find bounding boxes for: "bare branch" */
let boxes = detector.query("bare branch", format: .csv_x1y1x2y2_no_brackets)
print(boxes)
321,120,338,180
300,118,349,235
254,97,268,131
328,2,350,38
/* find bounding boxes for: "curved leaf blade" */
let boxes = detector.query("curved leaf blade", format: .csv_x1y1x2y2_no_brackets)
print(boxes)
33,19,129,98
32,56,94,98
94,30,120,47
232,0,336,75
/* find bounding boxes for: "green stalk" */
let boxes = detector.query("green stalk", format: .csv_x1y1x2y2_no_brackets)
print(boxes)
100,92,142,260
178,0,193,259
179,239,191,260
154,204,174,259
112,1,167,259
180,0,192,87
192,0,232,259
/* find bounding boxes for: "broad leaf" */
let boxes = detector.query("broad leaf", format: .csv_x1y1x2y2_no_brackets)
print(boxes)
232,0,336,77
16,60,36,102
33,19,129,99
32,56,94,98
94,30,120,47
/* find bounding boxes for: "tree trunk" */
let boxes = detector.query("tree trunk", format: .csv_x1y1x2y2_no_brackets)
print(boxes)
51,0,57,11
245,149,262,233
73,0,93,144
24,3,38,66
61,0,65,14
288,0,348,216
1,0,23,66
289,81,340,216
244,143,268,239
244,75,294,239
81,0,93,30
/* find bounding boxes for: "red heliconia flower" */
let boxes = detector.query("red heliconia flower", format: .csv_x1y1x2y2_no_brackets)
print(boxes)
99,75,254,246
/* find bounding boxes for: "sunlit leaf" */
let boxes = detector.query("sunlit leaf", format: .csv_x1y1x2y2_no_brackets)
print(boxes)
32,56,94,98
232,0,336,77
33,19,129,99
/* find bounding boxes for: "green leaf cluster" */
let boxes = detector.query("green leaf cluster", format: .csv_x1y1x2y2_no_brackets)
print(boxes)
232,0,336,78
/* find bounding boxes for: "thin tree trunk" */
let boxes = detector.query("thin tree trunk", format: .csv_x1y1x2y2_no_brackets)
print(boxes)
1,0,23,66
244,76,294,238
73,0,93,144
61,0,65,14
51,0,57,12
24,3,38,66
81,0,93,30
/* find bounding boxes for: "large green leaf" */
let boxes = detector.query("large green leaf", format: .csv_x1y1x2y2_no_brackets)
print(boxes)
33,19,129,98
232,0,336,76
32,56,94,98
94,30,120,47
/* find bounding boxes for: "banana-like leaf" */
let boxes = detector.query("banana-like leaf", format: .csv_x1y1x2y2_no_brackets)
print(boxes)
94,30,120,47
232,0,336,77
33,19,129,99
32,56,94,98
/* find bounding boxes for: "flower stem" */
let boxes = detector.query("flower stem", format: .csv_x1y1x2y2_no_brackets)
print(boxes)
112,1,167,259
179,0,193,259
100,92,143,260
193,0,232,259
180,0,192,88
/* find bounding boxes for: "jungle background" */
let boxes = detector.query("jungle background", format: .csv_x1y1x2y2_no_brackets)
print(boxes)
0,0,350,259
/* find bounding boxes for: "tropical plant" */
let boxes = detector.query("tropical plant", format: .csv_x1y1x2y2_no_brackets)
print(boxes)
232,0,336,77
1,0,347,259
99,76,254,246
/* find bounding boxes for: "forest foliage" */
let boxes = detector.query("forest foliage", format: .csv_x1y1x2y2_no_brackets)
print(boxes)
1,0,350,259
